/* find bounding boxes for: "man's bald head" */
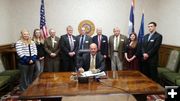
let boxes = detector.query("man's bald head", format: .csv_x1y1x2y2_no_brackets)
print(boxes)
90,43,98,56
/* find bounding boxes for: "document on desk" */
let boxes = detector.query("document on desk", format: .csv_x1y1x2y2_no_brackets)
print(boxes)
81,71,106,77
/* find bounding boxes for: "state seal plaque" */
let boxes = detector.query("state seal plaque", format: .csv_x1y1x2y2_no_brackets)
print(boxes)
78,20,95,36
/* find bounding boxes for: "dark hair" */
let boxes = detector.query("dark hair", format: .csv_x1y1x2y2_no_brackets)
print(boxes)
148,22,157,27
33,29,40,35
129,32,137,48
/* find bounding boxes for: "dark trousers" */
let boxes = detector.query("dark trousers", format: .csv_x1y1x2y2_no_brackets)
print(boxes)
45,57,60,72
61,57,76,72
141,60,158,82
18,63,35,91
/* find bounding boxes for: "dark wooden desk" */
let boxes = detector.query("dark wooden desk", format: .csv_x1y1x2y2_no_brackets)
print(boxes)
20,71,164,100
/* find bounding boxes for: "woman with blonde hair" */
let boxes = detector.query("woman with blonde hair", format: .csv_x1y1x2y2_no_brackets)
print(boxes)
16,29,37,91
32,29,45,77
124,32,139,70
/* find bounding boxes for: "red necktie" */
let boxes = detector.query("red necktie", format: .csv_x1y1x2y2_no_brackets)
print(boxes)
98,35,101,50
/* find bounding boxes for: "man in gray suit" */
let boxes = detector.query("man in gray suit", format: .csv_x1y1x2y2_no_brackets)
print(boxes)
44,28,60,72
109,27,127,70
78,43,105,73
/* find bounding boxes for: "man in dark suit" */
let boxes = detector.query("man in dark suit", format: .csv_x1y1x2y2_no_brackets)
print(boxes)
78,43,105,73
92,27,108,58
141,22,162,81
92,27,109,70
59,25,78,72
76,27,92,69
44,28,60,72
76,27,92,51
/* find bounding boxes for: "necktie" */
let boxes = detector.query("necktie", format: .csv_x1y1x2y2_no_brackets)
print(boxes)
79,35,84,49
52,38,55,48
98,35,101,50
148,34,152,41
90,55,95,70
69,36,74,51
116,36,119,50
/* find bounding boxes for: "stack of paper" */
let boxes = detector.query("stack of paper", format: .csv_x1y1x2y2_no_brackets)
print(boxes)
81,71,106,77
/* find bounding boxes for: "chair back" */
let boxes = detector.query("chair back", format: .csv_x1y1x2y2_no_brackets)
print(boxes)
177,62,180,73
166,50,180,72
0,54,5,73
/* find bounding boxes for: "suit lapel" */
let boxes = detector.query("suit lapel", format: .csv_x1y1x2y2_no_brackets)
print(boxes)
48,37,53,48
84,35,87,42
101,35,103,43
149,33,156,41
65,34,71,49
144,35,149,46
112,36,115,50
118,35,121,48
87,53,90,68
72,35,76,49
54,36,58,48
95,54,98,69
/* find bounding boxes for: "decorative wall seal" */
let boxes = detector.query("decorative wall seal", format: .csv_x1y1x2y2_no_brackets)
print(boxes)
78,20,95,36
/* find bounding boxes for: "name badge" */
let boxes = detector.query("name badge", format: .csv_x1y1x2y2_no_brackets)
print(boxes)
150,40,154,42
121,39,124,41
54,41,57,43
85,41,89,43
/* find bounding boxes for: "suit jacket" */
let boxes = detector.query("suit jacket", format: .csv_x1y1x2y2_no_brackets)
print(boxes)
142,32,162,65
109,34,127,61
92,34,108,56
79,52,105,71
76,34,92,50
60,34,78,60
44,36,60,58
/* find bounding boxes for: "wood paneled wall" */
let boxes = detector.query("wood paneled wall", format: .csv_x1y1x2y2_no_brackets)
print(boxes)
159,44,180,67
0,43,180,69
0,43,17,70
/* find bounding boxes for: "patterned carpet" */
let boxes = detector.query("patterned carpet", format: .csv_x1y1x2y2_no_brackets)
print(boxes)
0,86,39,101
147,94,165,101
0,85,165,101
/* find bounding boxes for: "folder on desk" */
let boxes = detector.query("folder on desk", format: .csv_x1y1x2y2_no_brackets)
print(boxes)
81,71,106,77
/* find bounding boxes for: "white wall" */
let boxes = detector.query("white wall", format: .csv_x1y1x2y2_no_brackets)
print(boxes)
158,0,180,46
0,0,179,46
0,0,11,45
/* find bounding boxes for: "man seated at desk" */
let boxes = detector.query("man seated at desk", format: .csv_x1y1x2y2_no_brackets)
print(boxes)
78,43,105,73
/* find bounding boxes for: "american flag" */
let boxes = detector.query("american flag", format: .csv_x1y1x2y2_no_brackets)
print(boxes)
40,0,48,38
128,0,135,35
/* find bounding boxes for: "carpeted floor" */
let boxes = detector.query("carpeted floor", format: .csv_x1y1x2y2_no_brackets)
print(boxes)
0,85,40,101
0,85,165,101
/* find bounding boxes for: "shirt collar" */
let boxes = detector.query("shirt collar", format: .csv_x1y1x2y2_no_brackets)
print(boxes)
91,54,96,58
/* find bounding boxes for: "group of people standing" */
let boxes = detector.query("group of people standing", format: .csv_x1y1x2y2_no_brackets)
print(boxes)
15,21,162,91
